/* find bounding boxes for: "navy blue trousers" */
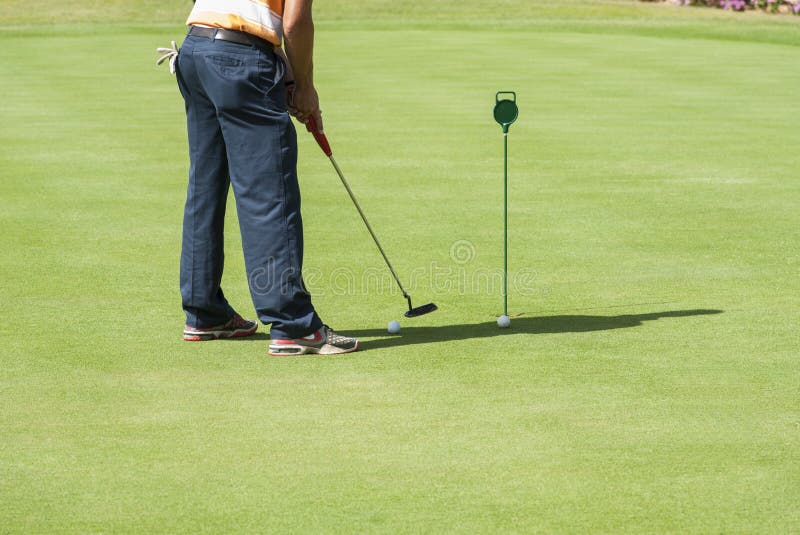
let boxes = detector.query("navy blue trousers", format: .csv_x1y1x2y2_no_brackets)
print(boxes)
175,33,322,339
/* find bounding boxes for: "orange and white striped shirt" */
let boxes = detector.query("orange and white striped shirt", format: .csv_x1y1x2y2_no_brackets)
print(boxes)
187,0,285,46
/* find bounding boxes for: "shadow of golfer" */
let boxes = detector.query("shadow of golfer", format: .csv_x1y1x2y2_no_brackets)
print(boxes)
347,309,723,350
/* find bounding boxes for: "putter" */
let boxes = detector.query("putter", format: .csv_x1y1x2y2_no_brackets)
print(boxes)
304,116,437,318
493,92,519,318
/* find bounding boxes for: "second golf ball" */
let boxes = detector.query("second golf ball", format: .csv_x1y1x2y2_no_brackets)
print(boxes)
497,315,511,329
387,320,401,334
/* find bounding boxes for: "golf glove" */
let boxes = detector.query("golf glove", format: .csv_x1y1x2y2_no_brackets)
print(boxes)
156,41,179,74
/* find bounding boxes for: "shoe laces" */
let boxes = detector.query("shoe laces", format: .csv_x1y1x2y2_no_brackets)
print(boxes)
229,314,251,329
323,325,354,345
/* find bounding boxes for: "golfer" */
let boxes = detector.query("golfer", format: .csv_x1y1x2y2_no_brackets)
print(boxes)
175,0,358,355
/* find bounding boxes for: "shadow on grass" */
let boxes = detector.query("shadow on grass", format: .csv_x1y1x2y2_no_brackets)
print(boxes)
348,309,723,351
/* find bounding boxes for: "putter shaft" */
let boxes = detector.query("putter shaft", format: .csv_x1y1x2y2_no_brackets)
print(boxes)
327,155,410,300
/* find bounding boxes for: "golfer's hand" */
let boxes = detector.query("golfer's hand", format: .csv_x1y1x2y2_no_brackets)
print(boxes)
289,83,323,132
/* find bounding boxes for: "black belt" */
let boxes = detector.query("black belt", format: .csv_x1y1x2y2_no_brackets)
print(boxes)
188,25,271,48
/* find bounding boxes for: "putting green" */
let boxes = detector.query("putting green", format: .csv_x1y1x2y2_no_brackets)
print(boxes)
1,1,798,532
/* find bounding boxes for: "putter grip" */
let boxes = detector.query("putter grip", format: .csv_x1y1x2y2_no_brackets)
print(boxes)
305,116,332,157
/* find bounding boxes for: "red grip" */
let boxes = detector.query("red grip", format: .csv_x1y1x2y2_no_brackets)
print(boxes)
305,116,332,157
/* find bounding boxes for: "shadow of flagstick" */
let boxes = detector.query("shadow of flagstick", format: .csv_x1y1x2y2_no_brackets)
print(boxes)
346,309,723,351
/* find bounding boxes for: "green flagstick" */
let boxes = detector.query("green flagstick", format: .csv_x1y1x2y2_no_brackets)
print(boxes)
493,92,518,324
503,129,508,316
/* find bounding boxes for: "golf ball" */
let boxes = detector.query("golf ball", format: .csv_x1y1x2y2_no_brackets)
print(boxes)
387,320,401,334
497,315,511,329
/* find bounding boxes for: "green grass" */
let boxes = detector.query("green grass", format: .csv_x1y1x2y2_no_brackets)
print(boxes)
1,1,799,532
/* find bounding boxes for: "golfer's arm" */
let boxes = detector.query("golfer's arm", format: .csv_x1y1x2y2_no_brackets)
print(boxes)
283,0,314,87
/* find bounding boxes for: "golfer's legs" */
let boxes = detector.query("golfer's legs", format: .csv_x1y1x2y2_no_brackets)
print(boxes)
192,39,322,339
176,40,235,328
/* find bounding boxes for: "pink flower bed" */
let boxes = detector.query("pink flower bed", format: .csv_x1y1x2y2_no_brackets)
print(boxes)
659,0,800,14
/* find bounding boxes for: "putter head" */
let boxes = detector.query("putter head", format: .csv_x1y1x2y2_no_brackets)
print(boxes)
404,302,438,318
